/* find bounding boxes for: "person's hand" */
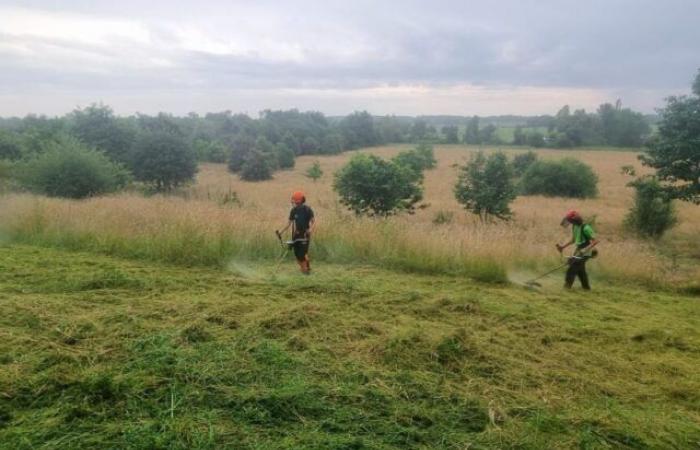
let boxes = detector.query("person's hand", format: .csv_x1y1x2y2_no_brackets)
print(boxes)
304,230,311,239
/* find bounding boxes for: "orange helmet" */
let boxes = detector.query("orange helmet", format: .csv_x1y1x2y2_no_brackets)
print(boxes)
291,191,305,204
561,209,581,225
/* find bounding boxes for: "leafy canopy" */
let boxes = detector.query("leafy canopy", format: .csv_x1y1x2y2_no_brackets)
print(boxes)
640,69,700,204
334,153,423,216
19,135,129,199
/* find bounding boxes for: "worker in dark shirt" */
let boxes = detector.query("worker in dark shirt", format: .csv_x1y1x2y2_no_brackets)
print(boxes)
277,191,316,274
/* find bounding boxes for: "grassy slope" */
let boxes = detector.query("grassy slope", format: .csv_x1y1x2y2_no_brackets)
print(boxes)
0,245,698,449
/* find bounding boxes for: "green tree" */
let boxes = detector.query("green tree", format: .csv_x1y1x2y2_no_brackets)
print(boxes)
442,125,460,144
227,134,256,173
19,135,129,198
519,158,598,198
454,151,516,221
624,177,677,238
526,131,546,148
132,124,197,192
305,160,323,182
640,70,700,204
464,116,480,144
321,133,343,154
334,154,422,216
0,130,23,160
339,111,378,149
512,126,526,146
479,124,499,145
240,150,273,181
69,103,135,165
275,143,296,169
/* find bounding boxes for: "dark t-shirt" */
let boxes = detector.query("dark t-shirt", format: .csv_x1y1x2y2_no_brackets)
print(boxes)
289,205,314,233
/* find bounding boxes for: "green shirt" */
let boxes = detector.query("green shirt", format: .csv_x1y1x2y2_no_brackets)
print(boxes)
573,223,595,250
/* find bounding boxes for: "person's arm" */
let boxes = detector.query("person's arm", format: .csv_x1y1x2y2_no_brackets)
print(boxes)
307,216,316,237
278,220,293,235
556,238,574,253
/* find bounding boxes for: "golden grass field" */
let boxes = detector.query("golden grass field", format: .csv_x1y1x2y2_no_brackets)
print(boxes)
1,144,699,288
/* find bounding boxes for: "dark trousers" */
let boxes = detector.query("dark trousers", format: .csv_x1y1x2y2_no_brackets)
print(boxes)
292,231,310,262
565,259,590,290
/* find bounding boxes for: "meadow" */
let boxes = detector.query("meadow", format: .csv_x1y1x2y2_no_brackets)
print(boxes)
1,145,699,448
1,145,699,290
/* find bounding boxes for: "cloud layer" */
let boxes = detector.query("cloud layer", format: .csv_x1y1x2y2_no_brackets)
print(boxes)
1,0,698,116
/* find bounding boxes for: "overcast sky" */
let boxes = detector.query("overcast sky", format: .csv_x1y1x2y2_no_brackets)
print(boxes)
0,0,698,117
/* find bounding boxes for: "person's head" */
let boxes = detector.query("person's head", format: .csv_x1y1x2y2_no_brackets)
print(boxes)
561,209,583,226
291,191,306,206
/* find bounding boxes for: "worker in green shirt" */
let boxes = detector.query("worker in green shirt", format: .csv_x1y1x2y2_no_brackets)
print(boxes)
556,210,599,290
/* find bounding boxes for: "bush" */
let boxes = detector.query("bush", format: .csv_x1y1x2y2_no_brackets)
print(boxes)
334,154,422,216
625,178,677,238
512,151,538,176
240,150,273,181
526,131,546,148
454,151,516,221
519,158,598,198
19,136,129,198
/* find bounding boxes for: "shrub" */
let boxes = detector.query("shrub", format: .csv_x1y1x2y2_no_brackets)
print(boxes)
454,151,516,221
512,151,538,176
519,158,598,198
624,178,677,238
334,153,422,216
240,150,273,181
19,136,129,198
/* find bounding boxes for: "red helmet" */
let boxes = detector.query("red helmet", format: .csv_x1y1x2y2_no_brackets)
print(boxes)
291,191,305,204
561,210,581,225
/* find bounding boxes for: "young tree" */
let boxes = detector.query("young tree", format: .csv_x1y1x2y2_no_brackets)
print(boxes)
464,116,481,144
441,125,460,144
624,177,677,238
132,124,197,192
640,70,700,204
275,143,296,169
240,150,273,181
512,126,526,146
305,160,323,182
454,151,516,221
68,103,135,165
334,154,422,216
227,134,256,173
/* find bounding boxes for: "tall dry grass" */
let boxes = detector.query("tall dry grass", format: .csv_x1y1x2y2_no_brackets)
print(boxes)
1,145,698,288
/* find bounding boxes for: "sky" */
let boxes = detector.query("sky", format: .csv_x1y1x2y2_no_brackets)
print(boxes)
0,0,698,117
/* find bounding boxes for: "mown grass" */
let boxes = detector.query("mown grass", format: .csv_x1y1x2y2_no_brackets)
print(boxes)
0,244,698,449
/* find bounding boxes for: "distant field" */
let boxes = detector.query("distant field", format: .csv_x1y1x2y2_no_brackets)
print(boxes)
494,126,547,143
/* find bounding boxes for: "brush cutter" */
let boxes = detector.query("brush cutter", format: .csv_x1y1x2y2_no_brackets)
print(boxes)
273,230,309,271
524,251,598,288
